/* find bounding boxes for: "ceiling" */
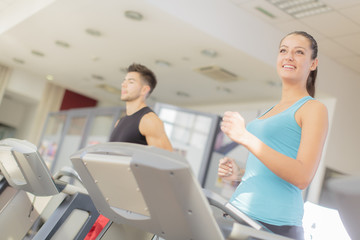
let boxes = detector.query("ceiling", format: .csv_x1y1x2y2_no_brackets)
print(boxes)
0,0,359,107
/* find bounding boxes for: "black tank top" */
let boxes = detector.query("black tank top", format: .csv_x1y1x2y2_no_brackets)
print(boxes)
108,107,154,145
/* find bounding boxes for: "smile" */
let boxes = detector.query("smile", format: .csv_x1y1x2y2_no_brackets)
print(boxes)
283,64,296,70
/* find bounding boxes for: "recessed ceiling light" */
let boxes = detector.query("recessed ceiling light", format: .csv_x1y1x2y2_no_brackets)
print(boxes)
266,80,282,87
124,10,143,21
119,67,127,73
216,86,231,93
176,91,190,97
55,40,70,48
46,75,54,81
155,60,171,67
201,49,218,58
31,50,45,57
97,84,121,95
91,74,105,81
85,28,102,37
13,58,25,64
92,56,100,62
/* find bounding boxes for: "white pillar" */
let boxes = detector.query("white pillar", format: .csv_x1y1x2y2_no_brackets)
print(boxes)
28,82,65,144
0,64,12,105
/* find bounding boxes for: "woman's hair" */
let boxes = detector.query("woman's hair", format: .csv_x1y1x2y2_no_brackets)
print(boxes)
282,31,318,97
127,63,157,95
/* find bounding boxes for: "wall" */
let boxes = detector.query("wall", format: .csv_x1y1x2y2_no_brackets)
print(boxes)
316,57,360,175
6,68,46,102
1,68,98,142
0,68,45,140
0,69,59,142
0,96,26,127
0,95,38,140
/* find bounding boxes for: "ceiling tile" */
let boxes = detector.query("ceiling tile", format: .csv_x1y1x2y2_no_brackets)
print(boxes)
0,2,9,11
275,20,326,41
318,39,353,58
300,11,360,38
334,33,360,55
236,0,293,24
323,0,360,9
339,5,360,25
336,55,360,74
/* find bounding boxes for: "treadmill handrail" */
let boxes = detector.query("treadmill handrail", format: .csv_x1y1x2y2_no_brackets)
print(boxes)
202,188,270,231
0,138,87,197
0,138,59,196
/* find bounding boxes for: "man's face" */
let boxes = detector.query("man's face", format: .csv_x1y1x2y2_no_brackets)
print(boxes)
121,72,149,102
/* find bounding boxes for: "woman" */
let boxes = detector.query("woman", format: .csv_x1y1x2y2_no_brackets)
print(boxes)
218,31,328,240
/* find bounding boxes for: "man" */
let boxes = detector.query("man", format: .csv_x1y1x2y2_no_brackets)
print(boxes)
109,63,172,150
85,63,172,240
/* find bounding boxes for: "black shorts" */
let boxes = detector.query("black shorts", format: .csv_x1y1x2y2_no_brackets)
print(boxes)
258,221,304,240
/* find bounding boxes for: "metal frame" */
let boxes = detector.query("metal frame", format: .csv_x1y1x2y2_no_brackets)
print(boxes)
37,106,125,174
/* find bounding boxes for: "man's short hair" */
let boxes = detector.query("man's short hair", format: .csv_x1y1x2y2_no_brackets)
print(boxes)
127,63,157,95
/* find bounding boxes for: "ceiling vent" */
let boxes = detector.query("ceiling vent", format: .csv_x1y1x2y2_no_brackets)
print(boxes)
267,0,332,19
194,66,239,82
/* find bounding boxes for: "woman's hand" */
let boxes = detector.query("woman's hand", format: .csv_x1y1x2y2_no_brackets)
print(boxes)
221,111,247,144
218,157,242,182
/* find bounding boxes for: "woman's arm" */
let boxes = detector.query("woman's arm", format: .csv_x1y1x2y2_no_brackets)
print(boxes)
221,101,328,189
218,157,244,182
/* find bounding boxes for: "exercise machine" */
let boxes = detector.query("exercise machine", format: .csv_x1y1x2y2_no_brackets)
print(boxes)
70,142,292,240
0,138,99,240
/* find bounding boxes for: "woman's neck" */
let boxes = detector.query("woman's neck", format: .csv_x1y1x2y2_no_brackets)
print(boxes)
280,84,309,105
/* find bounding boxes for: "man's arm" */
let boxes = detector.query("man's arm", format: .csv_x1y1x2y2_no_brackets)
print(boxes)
139,112,173,151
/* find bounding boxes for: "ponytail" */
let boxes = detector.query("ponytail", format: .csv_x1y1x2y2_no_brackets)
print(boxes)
307,68,317,98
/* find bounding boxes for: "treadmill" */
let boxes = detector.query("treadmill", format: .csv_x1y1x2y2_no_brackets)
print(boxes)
0,138,99,240
70,142,292,240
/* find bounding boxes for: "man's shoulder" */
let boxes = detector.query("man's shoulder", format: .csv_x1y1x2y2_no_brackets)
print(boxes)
139,110,164,136
141,111,160,123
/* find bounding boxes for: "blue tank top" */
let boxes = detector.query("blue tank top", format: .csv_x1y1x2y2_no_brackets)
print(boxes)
230,96,313,226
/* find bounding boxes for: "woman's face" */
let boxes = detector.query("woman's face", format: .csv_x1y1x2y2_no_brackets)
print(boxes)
277,34,318,84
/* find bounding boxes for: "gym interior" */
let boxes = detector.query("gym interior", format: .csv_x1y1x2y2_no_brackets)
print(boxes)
0,0,359,239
